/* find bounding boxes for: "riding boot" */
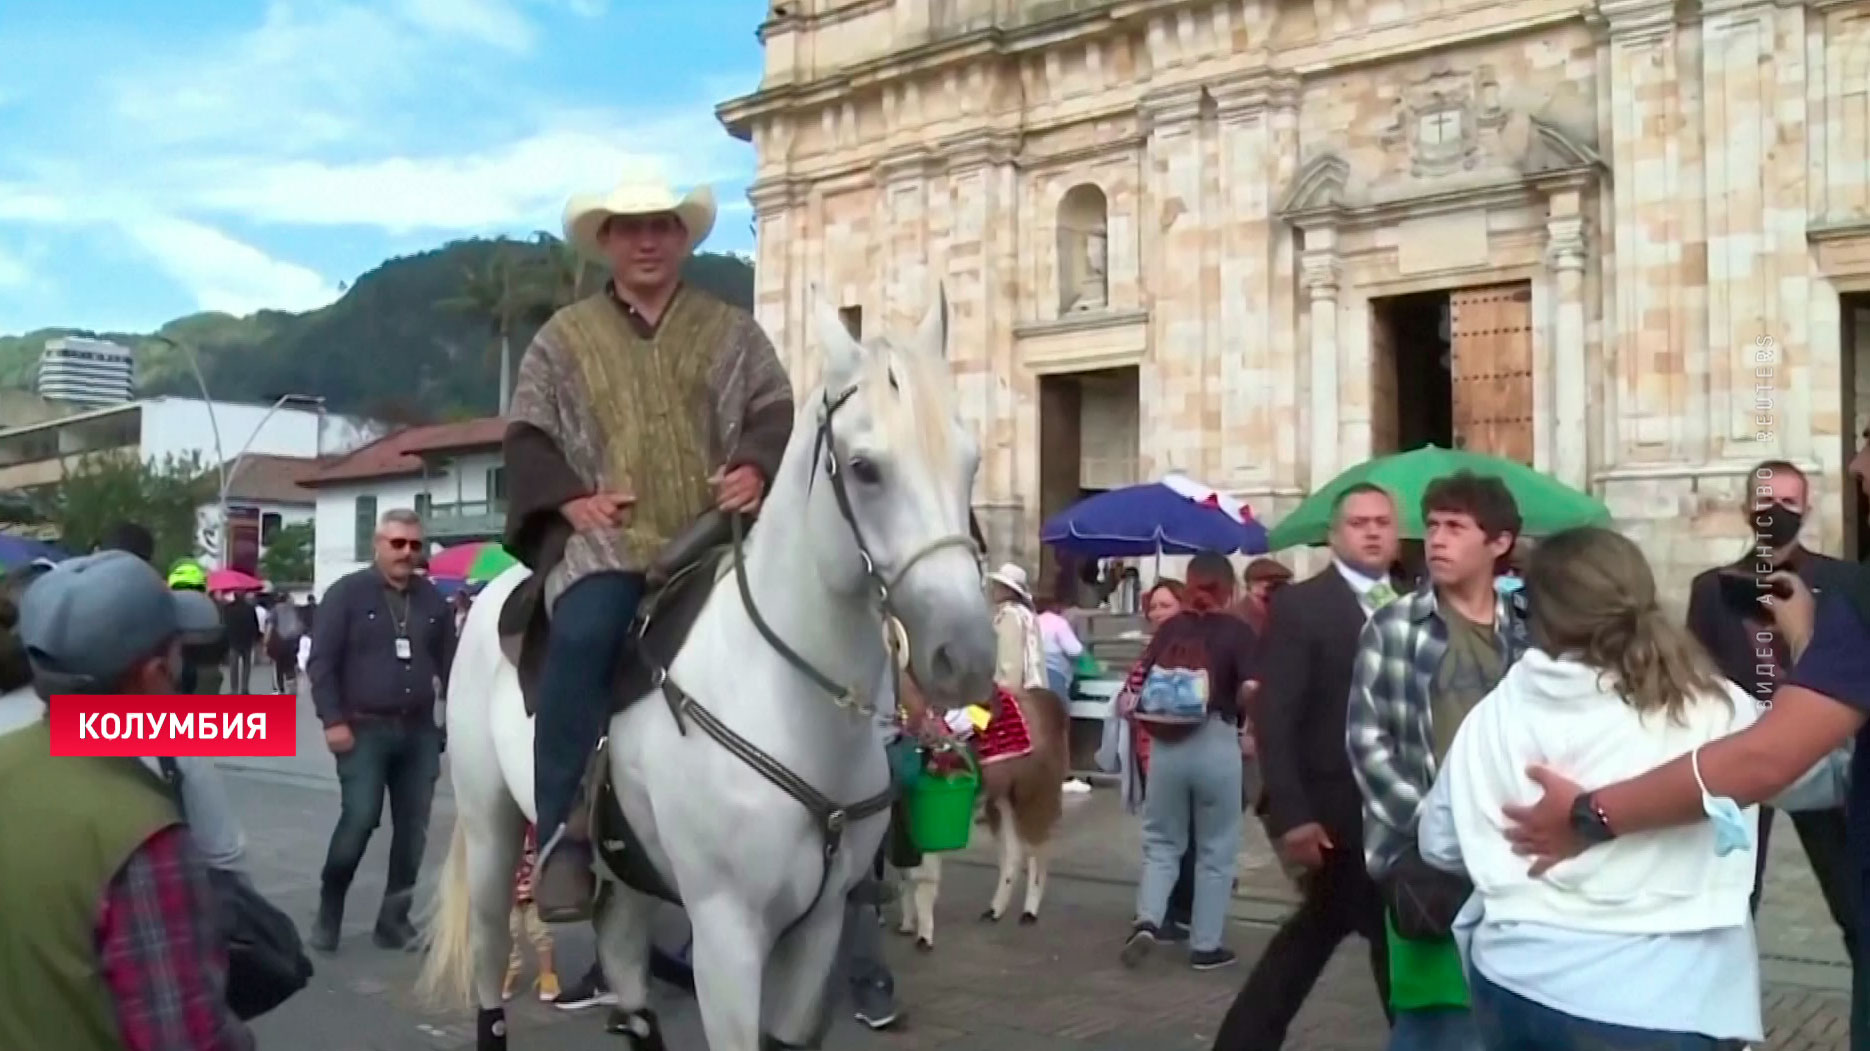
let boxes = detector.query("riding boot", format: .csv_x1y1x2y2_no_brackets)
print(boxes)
532,823,595,924
310,884,344,954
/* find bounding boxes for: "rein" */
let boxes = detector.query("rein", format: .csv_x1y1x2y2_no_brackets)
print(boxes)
647,379,979,945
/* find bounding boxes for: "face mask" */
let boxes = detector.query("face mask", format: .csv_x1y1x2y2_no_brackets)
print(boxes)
1692,746,1751,856
1494,575,1524,595
1755,503,1804,550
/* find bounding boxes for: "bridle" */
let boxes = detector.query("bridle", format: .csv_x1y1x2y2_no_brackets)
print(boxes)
727,382,980,713
640,377,980,943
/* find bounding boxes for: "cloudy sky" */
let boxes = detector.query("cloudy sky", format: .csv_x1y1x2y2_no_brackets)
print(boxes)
0,0,765,335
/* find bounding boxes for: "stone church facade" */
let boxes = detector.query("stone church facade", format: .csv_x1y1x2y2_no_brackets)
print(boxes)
718,0,1870,597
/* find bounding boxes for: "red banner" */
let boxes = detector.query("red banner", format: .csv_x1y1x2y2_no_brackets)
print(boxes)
46,695,299,757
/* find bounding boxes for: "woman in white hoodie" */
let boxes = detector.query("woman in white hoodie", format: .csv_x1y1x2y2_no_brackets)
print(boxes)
1418,526,1763,1048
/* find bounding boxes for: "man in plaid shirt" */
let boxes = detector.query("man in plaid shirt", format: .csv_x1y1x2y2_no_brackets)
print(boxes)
1345,473,1529,1051
0,551,253,1051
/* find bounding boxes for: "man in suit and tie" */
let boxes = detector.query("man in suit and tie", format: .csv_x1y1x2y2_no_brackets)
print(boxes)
1212,482,1401,1050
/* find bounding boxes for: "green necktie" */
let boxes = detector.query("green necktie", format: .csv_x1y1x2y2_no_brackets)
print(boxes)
1366,581,1399,610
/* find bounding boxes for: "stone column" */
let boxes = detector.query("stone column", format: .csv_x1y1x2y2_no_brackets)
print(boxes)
875,151,932,334
747,177,796,374
1697,0,1813,464
1598,0,1684,459
1301,231,1342,490
942,133,1022,560
1211,72,1281,490
1139,86,1209,480
1545,194,1589,490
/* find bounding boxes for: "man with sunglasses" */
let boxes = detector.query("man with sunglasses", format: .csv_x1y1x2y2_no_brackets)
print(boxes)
307,507,455,953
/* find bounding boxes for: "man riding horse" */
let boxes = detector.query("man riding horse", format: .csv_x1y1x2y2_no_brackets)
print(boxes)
502,174,795,922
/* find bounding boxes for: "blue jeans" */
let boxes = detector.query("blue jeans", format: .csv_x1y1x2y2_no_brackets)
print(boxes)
1046,666,1071,696
1469,967,1738,1050
1387,1005,1482,1051
1135,717,1241,952
535,572,645,837
321,716,443,916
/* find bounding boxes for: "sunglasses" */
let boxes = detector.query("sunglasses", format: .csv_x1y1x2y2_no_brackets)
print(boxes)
382,537,422,551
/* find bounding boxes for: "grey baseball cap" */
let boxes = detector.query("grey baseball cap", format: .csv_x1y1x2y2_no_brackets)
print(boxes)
20,549,223,693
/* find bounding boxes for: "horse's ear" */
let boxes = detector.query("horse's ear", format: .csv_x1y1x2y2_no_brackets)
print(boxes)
810,283,865,383
915,283,949,360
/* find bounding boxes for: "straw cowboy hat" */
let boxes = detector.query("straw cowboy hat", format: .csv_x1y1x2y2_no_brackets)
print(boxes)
987,563,1033,604
562,175,717,261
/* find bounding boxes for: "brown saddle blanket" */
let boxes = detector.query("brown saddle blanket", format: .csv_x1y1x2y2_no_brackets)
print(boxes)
496,511,737,718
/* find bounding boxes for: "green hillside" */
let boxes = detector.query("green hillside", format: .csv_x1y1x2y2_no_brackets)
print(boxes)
0,238,756,423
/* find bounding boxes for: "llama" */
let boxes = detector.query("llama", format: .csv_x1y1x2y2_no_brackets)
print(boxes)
895,685,1070,950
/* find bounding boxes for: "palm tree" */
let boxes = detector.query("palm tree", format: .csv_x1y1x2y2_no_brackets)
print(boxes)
438,246,540,413
525,231,592,318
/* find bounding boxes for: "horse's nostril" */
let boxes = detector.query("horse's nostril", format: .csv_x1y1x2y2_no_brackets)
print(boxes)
929,643,959,684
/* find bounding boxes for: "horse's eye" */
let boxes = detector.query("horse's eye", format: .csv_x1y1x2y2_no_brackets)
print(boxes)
848,457,883,485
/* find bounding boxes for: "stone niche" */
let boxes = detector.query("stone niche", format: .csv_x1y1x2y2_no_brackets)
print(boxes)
1056,183,1110,315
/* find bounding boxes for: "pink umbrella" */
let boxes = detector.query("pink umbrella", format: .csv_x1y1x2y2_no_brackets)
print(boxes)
208,568,264,593
427,542,492,581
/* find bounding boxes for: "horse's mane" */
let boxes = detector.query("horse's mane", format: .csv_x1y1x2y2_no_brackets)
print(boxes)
806,331,961,477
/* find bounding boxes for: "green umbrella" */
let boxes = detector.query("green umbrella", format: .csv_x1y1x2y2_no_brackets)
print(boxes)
466,543,519,583
1266,445,1611,549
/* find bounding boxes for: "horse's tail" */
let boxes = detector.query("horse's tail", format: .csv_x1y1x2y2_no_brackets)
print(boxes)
414,820,475,1011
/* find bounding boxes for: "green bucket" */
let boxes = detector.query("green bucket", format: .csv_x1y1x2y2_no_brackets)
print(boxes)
905,745,980,854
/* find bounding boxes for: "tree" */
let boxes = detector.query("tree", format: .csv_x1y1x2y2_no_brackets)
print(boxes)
43,451,214,570
438,247,547,414
259,521,313,585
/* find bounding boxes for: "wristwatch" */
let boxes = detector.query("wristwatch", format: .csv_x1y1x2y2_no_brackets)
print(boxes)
1569,791,1616,845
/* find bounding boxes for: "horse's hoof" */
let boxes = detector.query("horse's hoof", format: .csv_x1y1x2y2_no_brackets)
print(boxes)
476,1007,507,1051
979,908,1000,923
1019,912,1039,926
916,937,934,953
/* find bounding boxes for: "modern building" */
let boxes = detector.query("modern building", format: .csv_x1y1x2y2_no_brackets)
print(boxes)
0,395,375,494
195,454,323,582
36,337,135,407
716,0,1870,600
301,418,507,596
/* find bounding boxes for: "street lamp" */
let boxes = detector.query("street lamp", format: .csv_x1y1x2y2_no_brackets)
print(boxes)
219,393,325,569
145,333,227,500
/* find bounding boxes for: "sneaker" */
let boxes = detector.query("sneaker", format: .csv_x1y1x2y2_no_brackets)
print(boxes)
1062,779,1093,795
852,980,901,1030
553,969,617,1011
502,964,520,1002
1120,923,1158,968
1190,947,1238,971
1159,920,1191,944
537,971,561,1002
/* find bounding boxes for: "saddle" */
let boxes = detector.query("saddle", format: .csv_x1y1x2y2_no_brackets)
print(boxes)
496,510,736,718
495,510,740,905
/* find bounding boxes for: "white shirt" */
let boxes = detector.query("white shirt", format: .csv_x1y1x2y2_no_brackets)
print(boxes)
1333,558,1388,617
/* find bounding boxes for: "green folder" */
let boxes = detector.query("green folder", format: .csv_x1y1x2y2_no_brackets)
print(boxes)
1385,914,1469,1010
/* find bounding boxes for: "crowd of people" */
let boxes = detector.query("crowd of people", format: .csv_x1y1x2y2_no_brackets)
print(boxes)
1059,448,1870,1051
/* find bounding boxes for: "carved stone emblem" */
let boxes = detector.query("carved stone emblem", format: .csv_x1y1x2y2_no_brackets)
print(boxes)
1380,65,1510,177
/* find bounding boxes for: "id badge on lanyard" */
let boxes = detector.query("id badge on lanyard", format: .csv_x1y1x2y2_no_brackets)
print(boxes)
395,637,412,661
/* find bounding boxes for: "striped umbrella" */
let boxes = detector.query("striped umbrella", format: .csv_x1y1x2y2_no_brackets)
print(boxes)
428,542,519,583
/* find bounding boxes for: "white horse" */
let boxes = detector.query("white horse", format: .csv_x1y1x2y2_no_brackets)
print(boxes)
417,287,997,1051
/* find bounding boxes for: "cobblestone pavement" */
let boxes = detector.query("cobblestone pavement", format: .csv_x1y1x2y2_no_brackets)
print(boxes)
224,684,1852,1048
